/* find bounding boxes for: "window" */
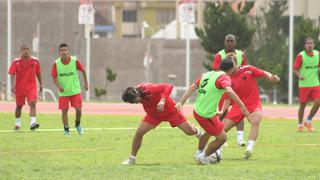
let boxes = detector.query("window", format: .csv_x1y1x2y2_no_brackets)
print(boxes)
123,10,137,22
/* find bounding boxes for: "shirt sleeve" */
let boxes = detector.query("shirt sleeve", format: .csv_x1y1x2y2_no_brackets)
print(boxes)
212,54,222,70
51,63,57,78
35,60,41,75
241,52,247,66
215,75,232,89
8,61,16,75
249,65,266,78
76,60,85,72
194,76,202,86
293,54,302,70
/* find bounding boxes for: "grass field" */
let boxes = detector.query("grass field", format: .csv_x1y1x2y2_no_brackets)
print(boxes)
0,112,320,180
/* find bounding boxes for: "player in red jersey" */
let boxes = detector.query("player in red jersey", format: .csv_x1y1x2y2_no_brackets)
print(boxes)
293,37,320,132
8,42,43,130
121,83,202,165
222,55,280,159
213,34,247,146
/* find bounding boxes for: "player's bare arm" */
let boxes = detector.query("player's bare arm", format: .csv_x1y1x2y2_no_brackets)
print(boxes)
36,73,43,92
157,98,165,112
176,83,198,111
81,70,89,91
293,69,304,80
10,74,16,93
263,71,280,83
52,77,64,92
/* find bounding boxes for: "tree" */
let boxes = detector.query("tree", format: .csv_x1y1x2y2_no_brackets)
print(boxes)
94,66,117,101
195,1,255,70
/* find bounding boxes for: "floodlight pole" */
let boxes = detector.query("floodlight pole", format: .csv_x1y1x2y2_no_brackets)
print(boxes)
7,0,12,100
288,0,294,105
85,24,90,102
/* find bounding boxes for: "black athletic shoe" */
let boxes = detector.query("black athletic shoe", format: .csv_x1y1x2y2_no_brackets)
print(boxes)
30,123,40,130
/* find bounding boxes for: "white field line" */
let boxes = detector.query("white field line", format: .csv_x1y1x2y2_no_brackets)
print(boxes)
0,127,172,133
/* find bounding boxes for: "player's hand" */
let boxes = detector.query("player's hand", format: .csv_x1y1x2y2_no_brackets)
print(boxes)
175,102,182,111
11,87,15,93
84,83,88,91
270,75,280,83
58,86,64,92
157,99,165,112
39,85,43,92
298,75,304,81
216,110,224,117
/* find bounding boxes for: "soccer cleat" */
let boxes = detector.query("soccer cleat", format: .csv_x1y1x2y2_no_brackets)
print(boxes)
14,125,21,130
30,123,40,130
196,153,210,165
76,126,84,135
194,150,203,162
122,158,136,165
243,149,252,160
303,122,314,132
238,140,246,147
297,126,304,132
64,130,70,136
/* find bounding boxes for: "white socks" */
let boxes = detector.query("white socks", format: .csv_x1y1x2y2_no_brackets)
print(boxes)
129,155,136,161
306,117,312,123
237,130,244,143
15,118,21,126
30,117,36,125
246,140,255,151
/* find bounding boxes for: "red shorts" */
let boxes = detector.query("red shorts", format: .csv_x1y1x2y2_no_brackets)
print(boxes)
225,105,262,123
58,93,82,110
193,111,224,136
143,108,187,128
15,90,37,106
299,86,320,103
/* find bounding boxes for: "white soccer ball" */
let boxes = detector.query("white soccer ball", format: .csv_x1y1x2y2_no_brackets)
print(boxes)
208,152,221,164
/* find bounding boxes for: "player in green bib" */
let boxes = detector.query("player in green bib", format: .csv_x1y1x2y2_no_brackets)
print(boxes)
176,56,250,165
212,34,247,146
293,37,320,132
52,43,88,135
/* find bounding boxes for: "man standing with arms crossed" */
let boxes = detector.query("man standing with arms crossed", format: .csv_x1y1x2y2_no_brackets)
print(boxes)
9,42,43,130
51,43,88,135
212,34,247,146
293,37,320,132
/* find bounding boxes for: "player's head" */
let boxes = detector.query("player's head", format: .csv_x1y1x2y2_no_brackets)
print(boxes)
122,87,142,104
20,42,31,58
59,43,70,59
224,34,236,52
219,56,235,75
304,37,314,52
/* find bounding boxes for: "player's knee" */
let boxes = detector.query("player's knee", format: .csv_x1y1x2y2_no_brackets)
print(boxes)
184,128,196,136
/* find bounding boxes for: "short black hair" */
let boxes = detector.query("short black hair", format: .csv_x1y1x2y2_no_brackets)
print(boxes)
59,43,69,50
122,87,139,104
219,57,234,71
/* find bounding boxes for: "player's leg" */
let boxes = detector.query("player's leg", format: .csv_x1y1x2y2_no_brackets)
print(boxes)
29,100,39,130
74,106,83,135
297,88,308,132
122,121,155,165
304,88,320,132
236,120,245,146
27,91,39,130
14,95,25,130
244,110,263,160
59,96,70,135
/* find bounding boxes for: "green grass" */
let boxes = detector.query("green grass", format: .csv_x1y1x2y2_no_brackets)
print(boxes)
0,112,319,180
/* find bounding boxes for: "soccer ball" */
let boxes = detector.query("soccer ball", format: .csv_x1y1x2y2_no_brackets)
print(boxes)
207,152,221,164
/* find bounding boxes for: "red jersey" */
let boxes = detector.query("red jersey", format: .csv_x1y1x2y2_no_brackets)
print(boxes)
212,51,247,70
8,56,41,94
138,83,176,117
194,74,231,89
230,65,265,108
51,58,85,78
293,51,320,70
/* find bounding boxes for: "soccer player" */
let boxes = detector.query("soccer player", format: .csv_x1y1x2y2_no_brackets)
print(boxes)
121,83,202,165
176,56,250,165
220,55,280,160
293,37,320,132
51,43,88,135
9,42,43,130
213,34,247,146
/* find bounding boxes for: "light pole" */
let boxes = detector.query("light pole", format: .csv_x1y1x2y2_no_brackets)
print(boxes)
7,0,12,100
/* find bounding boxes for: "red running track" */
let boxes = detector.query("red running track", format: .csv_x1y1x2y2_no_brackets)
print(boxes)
0,101,317,120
